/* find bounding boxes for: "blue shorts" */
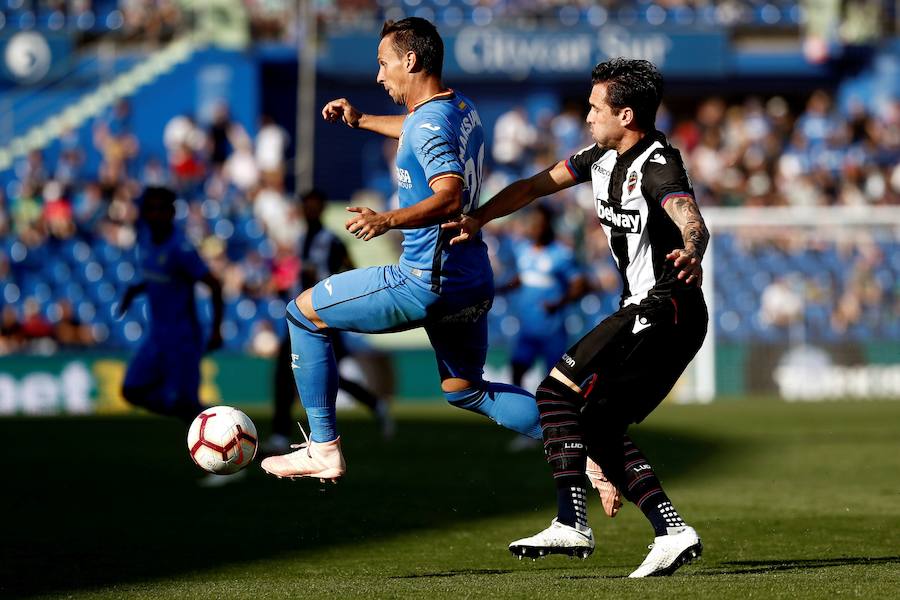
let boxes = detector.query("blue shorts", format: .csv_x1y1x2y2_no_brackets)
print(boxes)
511,329,569,372
311,264,493,383
123,336,202,409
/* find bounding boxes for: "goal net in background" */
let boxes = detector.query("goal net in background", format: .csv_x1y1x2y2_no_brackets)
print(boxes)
678,206,900,403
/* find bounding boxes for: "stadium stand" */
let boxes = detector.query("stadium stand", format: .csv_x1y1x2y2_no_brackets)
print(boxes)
0,0,898,358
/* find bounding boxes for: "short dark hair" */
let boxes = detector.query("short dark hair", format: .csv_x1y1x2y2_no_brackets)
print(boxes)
381,17,444,78
591,58,663,131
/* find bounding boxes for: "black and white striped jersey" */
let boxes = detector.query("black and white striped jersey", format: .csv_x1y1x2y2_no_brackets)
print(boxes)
565,130,697,307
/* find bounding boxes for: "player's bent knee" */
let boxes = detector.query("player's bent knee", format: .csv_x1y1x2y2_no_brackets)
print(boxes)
442,384,484,409
440,377,475,394
286,292,327,331
288,288,328,329
547,367,582,394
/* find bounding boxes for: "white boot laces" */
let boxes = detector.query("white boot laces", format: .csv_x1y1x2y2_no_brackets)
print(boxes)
289,422,312,457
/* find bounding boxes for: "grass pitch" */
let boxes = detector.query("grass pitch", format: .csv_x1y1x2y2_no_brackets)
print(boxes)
3,399,899,599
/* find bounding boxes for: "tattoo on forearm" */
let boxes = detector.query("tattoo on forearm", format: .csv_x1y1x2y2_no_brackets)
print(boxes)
670,197,709,259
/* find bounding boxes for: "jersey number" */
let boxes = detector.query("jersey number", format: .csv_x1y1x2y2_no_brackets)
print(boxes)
463,143,484,214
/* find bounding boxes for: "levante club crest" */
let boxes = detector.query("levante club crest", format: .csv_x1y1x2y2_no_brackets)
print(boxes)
627,171,638,193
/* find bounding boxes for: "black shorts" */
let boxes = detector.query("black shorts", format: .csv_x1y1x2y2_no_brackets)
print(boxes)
555,290,708,425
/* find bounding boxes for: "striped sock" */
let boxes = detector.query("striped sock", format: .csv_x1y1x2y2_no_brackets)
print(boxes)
536,376,588,527
619,437,684,536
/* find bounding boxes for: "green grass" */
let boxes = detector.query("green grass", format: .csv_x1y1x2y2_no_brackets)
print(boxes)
3,400,899,599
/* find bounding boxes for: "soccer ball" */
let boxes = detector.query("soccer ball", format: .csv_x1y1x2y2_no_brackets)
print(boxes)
187,406,258,474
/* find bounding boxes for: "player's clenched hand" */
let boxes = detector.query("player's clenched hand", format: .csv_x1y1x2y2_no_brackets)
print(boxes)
441,214,481,245
322,98,362,128
666,248,703,286
346,206,390,241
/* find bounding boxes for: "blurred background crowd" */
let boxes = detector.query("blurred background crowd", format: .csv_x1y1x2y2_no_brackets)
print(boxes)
0,0,898,360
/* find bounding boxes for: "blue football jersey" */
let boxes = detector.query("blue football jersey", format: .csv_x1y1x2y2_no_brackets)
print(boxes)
395,90,491,292
511,239,581,336
136,228,209,338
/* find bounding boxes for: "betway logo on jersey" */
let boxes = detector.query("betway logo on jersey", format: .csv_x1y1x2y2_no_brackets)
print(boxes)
396,167,412,189
596,198,642,233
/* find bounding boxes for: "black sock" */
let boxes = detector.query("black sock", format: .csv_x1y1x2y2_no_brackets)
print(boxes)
556,486,588,528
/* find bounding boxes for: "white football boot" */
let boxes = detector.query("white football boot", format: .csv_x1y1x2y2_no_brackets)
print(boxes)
260,424,346,483
628,526,703,577
585,458,623,517
509,519,595,560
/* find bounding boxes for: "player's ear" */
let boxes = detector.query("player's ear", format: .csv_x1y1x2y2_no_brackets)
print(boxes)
405,50,418,73
620,106,634,128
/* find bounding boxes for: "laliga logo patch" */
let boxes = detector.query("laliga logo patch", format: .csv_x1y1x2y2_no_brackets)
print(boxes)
627,171,638,193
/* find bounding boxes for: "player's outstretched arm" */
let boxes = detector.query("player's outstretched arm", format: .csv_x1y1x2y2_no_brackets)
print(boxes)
663,195,709,286
322,98,404,139
442,160,576,245
201,273,224,352
345,176,464,241
117,282,147,318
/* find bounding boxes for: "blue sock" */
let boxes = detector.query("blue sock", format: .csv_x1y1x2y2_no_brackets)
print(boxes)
285,300,339,442
444,382,541,439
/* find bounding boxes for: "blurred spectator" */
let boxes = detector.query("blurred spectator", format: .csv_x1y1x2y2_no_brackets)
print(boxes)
73,182,107,234
249,320,280,357
11,182,43,236
164,114,207,158
20,298,54,344
208,104,248,169
0,188,10,238
42,181,76,240
0,305,22,355
255,114,289,185
240,249,271,299
550,99,588,157
93,101,140,184
54,300,94,349
252,183,298,246
120,0,184,43
271,242,302,298
223,136,259,192
492,106,538,172
759,276,805,328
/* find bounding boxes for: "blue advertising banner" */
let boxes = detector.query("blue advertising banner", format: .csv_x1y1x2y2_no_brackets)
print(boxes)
317,26,728,80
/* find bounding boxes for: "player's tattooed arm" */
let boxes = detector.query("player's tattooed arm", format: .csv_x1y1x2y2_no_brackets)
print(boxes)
322,98,404,139
663,195,709,286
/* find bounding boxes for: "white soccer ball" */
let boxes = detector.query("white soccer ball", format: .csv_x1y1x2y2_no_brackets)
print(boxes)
187,406,258,474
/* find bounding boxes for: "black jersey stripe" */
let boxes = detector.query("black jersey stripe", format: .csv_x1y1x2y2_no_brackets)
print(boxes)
608,161,632,300
610,230,631,301
430,225,446,293
424,150,457,167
